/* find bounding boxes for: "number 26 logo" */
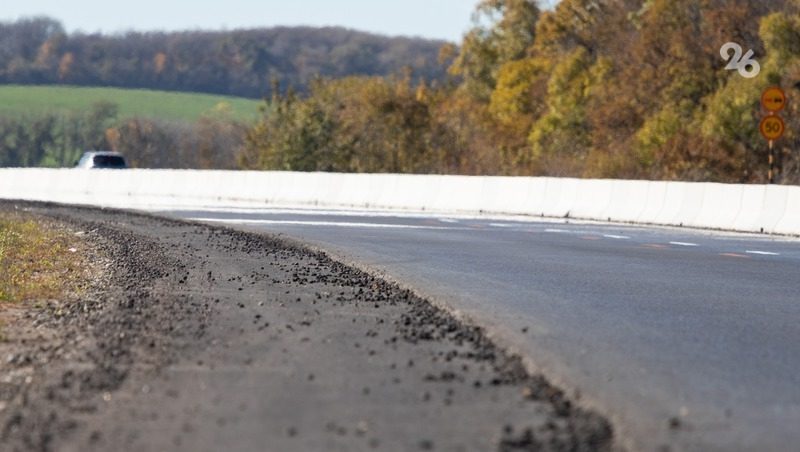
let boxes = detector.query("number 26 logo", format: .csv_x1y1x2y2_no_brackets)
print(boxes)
720,42,760,79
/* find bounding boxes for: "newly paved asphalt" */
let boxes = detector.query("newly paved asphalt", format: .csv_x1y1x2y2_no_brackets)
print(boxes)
163,206,800,451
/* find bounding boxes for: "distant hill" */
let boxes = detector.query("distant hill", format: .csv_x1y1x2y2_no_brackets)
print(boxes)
0,17,449,99
0,85,261,122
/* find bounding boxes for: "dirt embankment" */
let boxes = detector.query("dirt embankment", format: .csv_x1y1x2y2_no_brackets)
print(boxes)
0,201,616,452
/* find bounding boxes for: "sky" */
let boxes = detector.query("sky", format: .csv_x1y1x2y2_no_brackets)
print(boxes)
2,0,559,43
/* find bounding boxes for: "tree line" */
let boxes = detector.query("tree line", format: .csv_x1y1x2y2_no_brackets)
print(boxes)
243,0,800,184
5,2,800,184
0,17,446,98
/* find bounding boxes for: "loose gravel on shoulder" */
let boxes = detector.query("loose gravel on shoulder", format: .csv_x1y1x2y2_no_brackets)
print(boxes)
0,201,616,452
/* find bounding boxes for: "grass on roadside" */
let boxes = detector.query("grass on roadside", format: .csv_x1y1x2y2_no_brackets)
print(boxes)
0,212,87,306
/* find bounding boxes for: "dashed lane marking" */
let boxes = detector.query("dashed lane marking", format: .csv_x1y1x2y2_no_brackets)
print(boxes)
669,242,699,247
642,244,668,249
745,250,780,256
603,234,630,240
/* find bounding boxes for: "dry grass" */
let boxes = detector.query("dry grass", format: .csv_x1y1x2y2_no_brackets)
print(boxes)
0,212,87,305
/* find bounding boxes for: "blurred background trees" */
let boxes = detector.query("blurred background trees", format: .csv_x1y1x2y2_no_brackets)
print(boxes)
245,0,800,183
0,17,445,98
0,103,246,169
3,2,800,183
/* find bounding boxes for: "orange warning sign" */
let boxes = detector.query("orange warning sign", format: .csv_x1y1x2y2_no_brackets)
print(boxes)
760,115,785,141
761,86,786,112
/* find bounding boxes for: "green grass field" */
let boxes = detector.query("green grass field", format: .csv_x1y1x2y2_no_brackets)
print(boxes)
0,85,263,122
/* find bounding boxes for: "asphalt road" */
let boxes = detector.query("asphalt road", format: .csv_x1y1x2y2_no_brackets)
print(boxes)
164,206,800,451
2,203,613,451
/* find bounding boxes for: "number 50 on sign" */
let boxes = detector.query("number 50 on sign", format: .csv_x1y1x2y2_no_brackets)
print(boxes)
760,115,785,141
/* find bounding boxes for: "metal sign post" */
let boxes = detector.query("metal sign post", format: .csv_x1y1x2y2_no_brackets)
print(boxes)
769,140,774,184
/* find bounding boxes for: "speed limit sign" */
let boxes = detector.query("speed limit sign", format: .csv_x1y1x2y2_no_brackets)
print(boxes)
760,115,785,141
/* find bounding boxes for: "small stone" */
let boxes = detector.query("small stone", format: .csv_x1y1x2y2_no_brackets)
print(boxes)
668,417,681,429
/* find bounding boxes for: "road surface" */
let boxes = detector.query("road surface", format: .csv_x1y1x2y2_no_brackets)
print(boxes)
1,202,613,452
165,205,800,451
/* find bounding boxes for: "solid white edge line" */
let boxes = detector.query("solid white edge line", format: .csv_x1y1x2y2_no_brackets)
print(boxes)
188,217,465,231
158,205,585,225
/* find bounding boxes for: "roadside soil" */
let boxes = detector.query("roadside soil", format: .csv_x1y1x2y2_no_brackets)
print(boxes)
0,201,616,452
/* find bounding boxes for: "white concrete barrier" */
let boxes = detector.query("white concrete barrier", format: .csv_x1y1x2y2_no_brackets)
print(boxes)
732,185,767,232
339,172,370,208
653,182,688,226
537,178,562,217
431,175,485,213
605,179,649,223
0,168,798,236
540,177,578,218
480,176,533,215
672,182,706,227
570,179,614,220
394,175,432,211
774,186,800,235
690,183,743,230
756,185,791,234
637,181,668,224
525,178,549,216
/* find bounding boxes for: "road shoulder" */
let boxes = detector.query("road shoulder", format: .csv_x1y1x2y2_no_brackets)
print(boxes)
0,201,616,452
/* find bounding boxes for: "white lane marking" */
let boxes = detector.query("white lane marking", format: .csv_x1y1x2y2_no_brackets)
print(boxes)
163,205,578,225
669,241,699,247
153,206,800,242
603,234,630,240
745,250,780,256
545,228,570,233
439,218,459,223
189,217,464,231
489,223,514,228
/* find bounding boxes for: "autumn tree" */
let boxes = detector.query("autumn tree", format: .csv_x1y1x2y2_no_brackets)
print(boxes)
240,0,800,181
449,0,540,101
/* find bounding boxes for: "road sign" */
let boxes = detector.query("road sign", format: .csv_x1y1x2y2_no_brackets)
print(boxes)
760,115,785,141
761,86,786,112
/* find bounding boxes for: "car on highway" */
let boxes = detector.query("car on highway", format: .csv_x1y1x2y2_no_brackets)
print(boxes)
75,151,128,169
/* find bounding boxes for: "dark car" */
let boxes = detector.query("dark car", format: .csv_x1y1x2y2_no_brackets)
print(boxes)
75,151,128,169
